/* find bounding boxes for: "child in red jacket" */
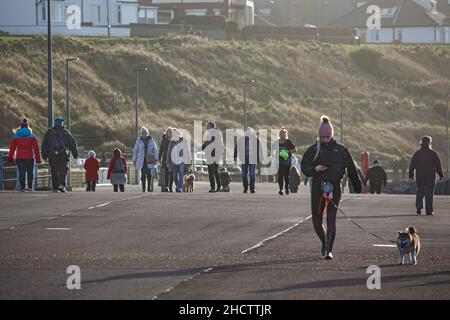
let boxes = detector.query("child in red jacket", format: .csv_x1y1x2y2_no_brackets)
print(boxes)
107,148,127,192
84,150,101,192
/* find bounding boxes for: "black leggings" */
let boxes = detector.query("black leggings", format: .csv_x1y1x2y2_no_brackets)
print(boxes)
278,164,290,191
86,180,96,192
113,184,125,192
311,180,342,252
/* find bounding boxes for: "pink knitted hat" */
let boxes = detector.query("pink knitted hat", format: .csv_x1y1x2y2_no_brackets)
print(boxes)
318,115,333,137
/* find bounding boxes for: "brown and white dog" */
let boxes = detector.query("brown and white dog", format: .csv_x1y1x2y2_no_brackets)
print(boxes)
184,172,196,192
396,226,421,265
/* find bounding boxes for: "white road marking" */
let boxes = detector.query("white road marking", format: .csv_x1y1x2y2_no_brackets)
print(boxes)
373,244,397,248
95,202,111,208
152,267,215,300
241,215,312,254
45,228,71,231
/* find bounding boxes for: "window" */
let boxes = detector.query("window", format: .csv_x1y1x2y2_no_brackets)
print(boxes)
89,5,101,24
138,8,156,24
157,10,173,24
380,6,398,18
213,9,222,16
42,2,46,21
51,2,64,22
184,9,208,16
397,29,402,42
440,28,446,43
118,5,122,24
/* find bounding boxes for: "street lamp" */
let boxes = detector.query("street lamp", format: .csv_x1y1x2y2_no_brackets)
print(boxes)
134,66,148,184
339,86,351,145
446,92,450,177
65,57,79,191
242,80,255,130
46,0,53,129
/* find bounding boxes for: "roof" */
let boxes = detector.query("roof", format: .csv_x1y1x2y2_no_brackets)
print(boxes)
328,0,450,28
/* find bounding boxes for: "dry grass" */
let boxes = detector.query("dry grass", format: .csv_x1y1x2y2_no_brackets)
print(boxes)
0,36,449,163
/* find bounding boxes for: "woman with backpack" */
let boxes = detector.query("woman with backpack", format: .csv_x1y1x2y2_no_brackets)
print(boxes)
8,119,42,192
107,148,127,192
132,127,159,192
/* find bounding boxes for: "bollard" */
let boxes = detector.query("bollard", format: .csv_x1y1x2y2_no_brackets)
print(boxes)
0,151,4,192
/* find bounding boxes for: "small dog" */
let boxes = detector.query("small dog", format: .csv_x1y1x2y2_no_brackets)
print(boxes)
219,167,231,192
396,226,421,265
184,171,196,192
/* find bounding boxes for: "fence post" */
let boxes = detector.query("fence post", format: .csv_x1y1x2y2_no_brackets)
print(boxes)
0,151,4,191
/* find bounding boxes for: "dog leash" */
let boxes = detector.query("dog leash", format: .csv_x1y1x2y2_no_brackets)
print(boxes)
322,191,395,244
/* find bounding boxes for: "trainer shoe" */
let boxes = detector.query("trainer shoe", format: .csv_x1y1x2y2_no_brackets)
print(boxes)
426,212,434,216
250,190,255,194
285,189,290,195
325,251,333,260
27,188,34,192
58,185,67,193
279,190,284,195
416,209,422,215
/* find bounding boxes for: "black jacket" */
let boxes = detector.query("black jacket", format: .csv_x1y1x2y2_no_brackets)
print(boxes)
41,126,78,160
158,134,170,166
233,135,262,165
409,147,443,181
365,165,387,186
301,139,361,192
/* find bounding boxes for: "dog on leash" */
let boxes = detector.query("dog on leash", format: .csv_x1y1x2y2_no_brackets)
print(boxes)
184,171,196,192
396,226,421,265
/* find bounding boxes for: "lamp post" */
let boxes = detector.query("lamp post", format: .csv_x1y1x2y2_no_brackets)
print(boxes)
242,80,255,130
134,66,148,184
65,57,79,191
446,92,449,177
46,0,53,129
339,86,351,145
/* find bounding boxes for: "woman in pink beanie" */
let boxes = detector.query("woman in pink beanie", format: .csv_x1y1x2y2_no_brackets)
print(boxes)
301,116,362,260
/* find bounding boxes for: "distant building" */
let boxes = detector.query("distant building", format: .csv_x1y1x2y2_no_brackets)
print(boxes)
328,0,450,44
138,0,254,28
255,0,359,27
0,0,254,37
0,0,138,36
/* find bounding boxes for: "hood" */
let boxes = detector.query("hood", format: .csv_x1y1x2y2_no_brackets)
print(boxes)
14,127,35,138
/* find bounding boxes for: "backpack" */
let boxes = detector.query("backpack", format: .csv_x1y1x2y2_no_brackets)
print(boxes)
114,158,125,173
51,130,67,156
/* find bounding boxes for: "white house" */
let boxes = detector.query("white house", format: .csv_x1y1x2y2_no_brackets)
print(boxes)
0,0,139,37
138,0,254,28
328,0,450,44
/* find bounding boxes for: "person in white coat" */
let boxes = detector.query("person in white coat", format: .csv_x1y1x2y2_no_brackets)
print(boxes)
133,127,159,192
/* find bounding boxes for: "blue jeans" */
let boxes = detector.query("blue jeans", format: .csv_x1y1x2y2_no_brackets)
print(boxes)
242,164,256,191
416,179,435,214
173,164,185,192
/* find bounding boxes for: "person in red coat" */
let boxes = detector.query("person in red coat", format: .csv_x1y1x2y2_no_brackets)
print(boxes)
84,150,101,192
8,119,42,192
107,148,127,192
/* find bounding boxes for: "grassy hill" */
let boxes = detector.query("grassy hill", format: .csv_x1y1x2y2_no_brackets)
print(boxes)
1,35,449,163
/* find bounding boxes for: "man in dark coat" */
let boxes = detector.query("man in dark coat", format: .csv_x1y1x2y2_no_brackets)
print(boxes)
409,136,444,215
202,121,222,193
365,160,387,194
41,118,78,193
158,127,173,192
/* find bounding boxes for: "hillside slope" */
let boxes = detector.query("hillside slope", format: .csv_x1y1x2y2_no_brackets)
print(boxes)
1,36,449,162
